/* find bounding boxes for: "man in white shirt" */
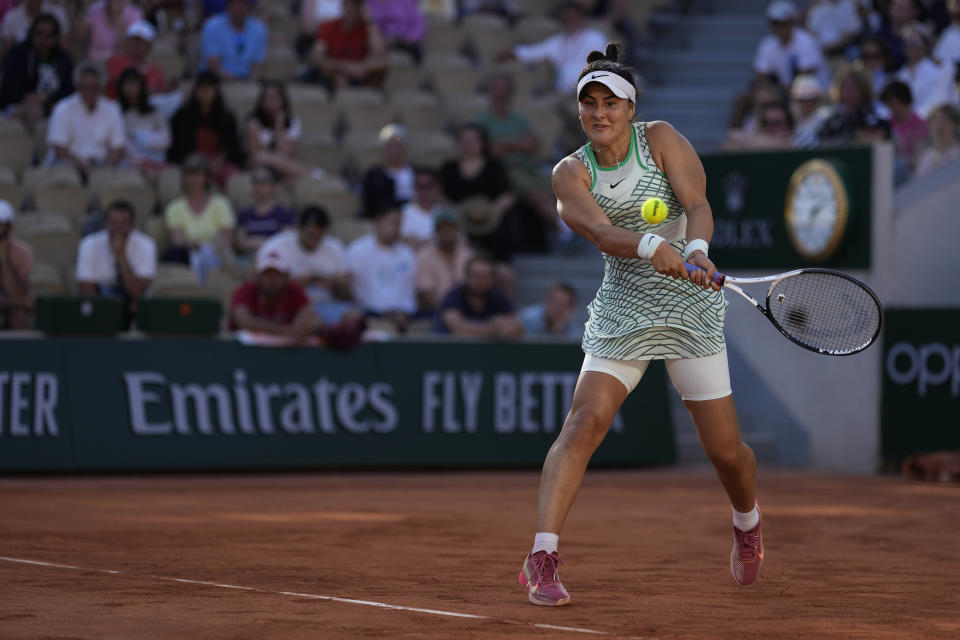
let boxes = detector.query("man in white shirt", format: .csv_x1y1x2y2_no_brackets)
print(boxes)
509,2,608,93
898,21,952,117
935,0,960,67
346,206,416,331
259,206,354,324
47,61,125,176
76,200,156,324
805,0,862,56
754,1,830,90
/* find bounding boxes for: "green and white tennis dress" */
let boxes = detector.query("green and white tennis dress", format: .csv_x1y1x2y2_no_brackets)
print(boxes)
577,121,727,361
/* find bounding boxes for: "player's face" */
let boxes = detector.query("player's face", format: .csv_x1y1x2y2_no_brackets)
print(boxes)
578,84,632,146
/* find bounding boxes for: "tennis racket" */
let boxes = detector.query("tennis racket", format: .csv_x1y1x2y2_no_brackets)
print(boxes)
685,264,883,356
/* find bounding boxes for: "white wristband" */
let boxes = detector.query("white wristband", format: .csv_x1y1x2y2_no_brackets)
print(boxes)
637,233,665,260
683,239,709,260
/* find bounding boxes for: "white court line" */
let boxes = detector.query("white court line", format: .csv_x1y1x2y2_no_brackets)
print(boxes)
0,556,613,637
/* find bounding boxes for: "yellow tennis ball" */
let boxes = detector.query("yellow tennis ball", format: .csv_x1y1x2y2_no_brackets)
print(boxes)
641,197,668,224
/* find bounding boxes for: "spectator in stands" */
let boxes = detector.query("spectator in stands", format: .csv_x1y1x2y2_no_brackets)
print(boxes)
754,1,829,90
401,168,446,248
245,80,308,180
727,78,788,132
440,123,518,260
0,14,73,132
935,0,960,68
0,0,69,55
0,200,32,330
200,0,266,81
867,0,923,70
362,123,414,217
520,282,579,338
168,71,244,185
459,0,520,21
505,2,608,94
415,209,470,313
880,80,929,168
77,0,144,63
46,61,125,177
817,65,878,143
234,165,295,257
260,206,354,324
896,21,950,118
915,103,960,176
858,36,895,95
163,154,235,282
346,205,416,331
301,0,343,35
105,20,167,100
117,68,170,179
475,73,556,242
365,0,424,61
435,252,522,338
805,0,862,57
230,248,321,340
790,74,829,147
310,0,387,90
76,199,156,325
724,100,795,150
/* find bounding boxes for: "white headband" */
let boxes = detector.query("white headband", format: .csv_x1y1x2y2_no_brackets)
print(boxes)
577,71,637,104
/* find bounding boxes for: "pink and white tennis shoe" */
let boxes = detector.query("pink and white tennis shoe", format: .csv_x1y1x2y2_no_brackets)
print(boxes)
519,550,571,606
730,518,764,586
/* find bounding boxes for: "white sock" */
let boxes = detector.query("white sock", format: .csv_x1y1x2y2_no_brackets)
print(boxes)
532,532,559,555
732,504,760,532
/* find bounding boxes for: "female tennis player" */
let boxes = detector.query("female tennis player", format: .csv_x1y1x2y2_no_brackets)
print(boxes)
518,44,763,606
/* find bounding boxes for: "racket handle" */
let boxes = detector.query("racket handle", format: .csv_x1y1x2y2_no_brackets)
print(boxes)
684,262,726,286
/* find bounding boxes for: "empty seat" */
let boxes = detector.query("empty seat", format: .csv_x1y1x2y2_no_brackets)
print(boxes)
0,126,34,176
18,212,79,273
0,168,25,209
28,261,66,296
408,131,458,169
99,183,157,219
329,218,373,244
156,166,183,206
149,264,206,298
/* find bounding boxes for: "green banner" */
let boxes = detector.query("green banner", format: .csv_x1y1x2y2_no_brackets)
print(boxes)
700,147,872,269
0,339,674,471
882,309,960,465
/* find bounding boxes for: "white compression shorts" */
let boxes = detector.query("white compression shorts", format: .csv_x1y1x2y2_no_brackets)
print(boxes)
580,349,732,401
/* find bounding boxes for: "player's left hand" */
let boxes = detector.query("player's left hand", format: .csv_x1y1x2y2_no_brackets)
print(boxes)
688,252,722,291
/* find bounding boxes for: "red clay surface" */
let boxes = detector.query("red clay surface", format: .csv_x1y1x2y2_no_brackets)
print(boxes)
2,470,959,639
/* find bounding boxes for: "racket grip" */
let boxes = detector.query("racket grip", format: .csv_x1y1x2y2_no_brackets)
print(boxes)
684,262,726,286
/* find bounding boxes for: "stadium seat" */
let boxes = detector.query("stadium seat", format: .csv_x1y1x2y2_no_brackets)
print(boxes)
288,84,330,108
513,15,562,45
341,102,396,135
295,187,359,220
334,87,385,111
261,47,298,82
156,166,183,206
521,0,559,16
443,93,491,126
143,215,169,255
205,266,244,314
297,135,347,174
31,118,48,162
98,183,157,219
0,126,34,176
221,81,261,119
18,212,80,273
148,45,185,81
296,101,341,134
408,131,458,169
149,264,206,298
383,65,424,95
423,21,465,54
88,167,146,198
391,90,445,131
28,261,67,296
226,172,255,211
22,165,82,191
0,168,25,210
329,217,373,244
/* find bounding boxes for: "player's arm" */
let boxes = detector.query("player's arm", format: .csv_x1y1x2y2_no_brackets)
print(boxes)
552,157,686,279
646,121,721,290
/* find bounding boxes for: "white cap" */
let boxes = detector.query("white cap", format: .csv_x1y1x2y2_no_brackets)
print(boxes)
255,249,290,274
126,20,156,43
0,200,14,223
576,70,637,103
766,0,797,21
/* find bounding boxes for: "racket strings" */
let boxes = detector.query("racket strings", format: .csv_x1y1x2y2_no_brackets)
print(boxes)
767,272,881,354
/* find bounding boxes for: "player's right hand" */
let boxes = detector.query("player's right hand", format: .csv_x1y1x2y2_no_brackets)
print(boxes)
651,243,688,280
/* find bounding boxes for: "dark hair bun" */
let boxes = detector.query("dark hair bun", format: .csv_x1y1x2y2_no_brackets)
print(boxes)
586,42,622,64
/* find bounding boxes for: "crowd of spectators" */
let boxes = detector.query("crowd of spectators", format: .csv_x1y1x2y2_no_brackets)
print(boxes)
0,0,632,338
727,0,960,182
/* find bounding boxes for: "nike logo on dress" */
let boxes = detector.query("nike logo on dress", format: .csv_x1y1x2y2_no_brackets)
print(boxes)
610,179,625,188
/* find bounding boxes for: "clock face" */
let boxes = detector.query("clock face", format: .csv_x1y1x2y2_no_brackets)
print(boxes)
785,160,849,261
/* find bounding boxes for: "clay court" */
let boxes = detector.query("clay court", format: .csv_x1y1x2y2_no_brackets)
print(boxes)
2,470,958,639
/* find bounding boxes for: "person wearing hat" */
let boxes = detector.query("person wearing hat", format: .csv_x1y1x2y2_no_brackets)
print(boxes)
362,123,415,220
789,73,829,147
754,0,829,90
105,20,167,100
200,0,267,80
415,208,471,312
517,42,766,608
230,248,320,339
0,200,33,330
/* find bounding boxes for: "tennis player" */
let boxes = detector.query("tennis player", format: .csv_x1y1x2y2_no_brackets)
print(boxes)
518,44,763,606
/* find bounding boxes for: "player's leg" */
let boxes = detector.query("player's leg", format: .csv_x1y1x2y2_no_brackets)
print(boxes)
665,350,763,586
520,356,639,606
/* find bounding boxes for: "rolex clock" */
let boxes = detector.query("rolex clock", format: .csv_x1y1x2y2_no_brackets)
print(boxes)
784,159,850,262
